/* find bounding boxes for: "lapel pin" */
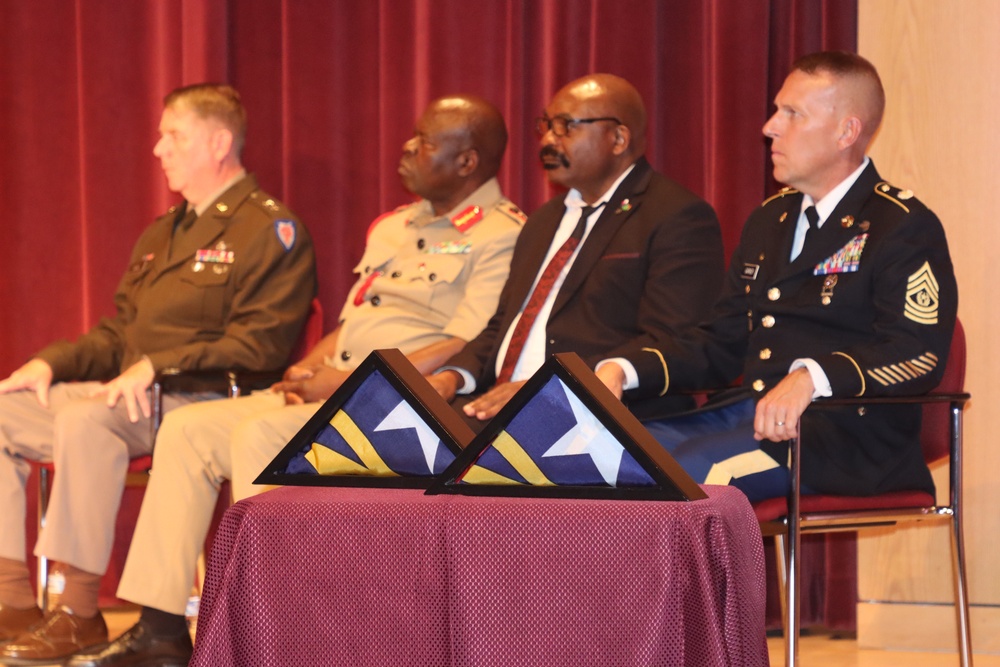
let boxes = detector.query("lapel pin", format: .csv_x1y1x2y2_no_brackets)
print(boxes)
859,220,870,232
616,198,632,214
841,215,854,228
779,212,788,222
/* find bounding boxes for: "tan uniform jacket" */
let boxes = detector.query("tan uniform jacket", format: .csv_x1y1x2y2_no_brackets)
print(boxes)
35,174,317,380
332,178,523,369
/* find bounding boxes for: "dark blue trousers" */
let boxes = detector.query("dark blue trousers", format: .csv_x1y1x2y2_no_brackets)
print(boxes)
642,397,812,502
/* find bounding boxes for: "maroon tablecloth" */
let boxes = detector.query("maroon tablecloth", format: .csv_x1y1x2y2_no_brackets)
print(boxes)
190,485,768,667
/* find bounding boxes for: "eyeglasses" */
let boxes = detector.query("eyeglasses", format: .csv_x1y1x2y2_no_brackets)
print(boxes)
535,114,622,137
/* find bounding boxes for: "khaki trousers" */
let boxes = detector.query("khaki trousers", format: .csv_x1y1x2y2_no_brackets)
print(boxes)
0,383,202,573
116,392,321,614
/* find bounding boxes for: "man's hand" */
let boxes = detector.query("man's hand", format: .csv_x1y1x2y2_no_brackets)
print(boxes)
93,357,156,423
753,367,815,442
425,370,461,402
463,381,526,421
0,359,55,407
595,362,626,399
281,363,320,383
273,366,349,405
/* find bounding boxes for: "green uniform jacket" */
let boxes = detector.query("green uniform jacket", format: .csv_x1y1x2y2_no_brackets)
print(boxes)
36,174,317,380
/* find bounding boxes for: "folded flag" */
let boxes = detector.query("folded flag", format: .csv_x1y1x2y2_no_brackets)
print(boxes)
460,375,655,487
284,369,455,477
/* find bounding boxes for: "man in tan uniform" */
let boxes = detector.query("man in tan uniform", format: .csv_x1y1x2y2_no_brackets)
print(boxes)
68,95,522,667
0,84,316,663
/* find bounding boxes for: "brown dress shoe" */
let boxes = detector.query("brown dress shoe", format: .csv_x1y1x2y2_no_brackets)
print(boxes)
0,606,107,665
0,606,43,642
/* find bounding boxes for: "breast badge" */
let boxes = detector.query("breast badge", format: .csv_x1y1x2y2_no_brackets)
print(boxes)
814,233,868,275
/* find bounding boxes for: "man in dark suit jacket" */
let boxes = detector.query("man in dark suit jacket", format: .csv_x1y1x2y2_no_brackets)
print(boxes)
428,74,724,425
607,52,957,502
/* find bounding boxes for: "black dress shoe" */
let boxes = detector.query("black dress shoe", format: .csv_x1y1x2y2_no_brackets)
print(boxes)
67,619,192,667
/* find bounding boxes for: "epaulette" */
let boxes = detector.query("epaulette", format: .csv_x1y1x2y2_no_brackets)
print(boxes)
760,186,799,208
451,205,485,232
247,190,286,216
496,200,528,226
873,181,914,213
366,203,414,241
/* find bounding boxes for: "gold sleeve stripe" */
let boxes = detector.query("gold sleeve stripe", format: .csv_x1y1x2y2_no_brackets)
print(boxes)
866,352,938,387
874,182,910,212
868,370,890,387
642,347,670,396
833,351,866,396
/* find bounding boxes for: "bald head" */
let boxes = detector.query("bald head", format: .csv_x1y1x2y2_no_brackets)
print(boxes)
792,51,885,151
426,95,508,182
398,94,508,215
559,74,648,156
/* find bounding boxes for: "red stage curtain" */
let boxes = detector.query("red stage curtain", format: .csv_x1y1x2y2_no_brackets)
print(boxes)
1,0,855,628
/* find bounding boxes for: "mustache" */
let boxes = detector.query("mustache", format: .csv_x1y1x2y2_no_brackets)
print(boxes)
539,146,570,169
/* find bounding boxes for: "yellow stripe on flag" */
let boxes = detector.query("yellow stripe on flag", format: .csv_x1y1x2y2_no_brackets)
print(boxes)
312,410,398,477
462,464,520,485
492,430,553,486
306,444,370,475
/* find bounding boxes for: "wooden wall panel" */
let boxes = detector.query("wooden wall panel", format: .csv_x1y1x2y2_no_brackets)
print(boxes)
858,0,1000,652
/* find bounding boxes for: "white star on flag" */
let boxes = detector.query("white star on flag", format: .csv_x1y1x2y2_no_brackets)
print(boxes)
542,380,625,485
374,400,440,472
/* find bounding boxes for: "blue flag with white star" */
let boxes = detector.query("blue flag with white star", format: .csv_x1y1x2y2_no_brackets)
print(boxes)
284,369,455,478
460,376,655,487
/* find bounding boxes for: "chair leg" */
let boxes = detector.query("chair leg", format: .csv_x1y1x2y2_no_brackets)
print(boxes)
36,467,51,611
773,533,789,630
951,510,973,666
784,516,801,666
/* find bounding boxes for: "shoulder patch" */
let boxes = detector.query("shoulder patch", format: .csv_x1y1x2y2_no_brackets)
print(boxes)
496,200,527,225
365,203,413,242
760,186,799,208
274,219,297,251
874,182,911,213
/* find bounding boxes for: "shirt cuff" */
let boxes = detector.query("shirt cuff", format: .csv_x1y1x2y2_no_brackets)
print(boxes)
595,357,638,391
790,358,832,399
437,366,476,395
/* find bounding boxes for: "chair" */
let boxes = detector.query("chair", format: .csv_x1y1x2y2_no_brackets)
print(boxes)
755,318,972,666
31,297,324,609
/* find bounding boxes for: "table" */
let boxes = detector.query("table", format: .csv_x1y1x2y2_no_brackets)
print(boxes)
190,485,768,667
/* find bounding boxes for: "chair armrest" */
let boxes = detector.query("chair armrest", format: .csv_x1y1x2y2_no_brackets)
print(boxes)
810,391,970,408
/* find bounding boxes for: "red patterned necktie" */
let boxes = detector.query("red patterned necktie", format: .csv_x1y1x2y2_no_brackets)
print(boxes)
496,204,596,384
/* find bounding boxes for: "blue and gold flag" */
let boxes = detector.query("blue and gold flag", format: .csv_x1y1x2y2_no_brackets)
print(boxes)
460,376,655,487
284,369,455,478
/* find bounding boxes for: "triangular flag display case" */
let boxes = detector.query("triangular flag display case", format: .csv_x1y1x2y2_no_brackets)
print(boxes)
255,349,475,489
429,353,707,501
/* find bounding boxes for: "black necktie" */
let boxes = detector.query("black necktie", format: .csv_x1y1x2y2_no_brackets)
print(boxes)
802,205,819,247
793,205,819,261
